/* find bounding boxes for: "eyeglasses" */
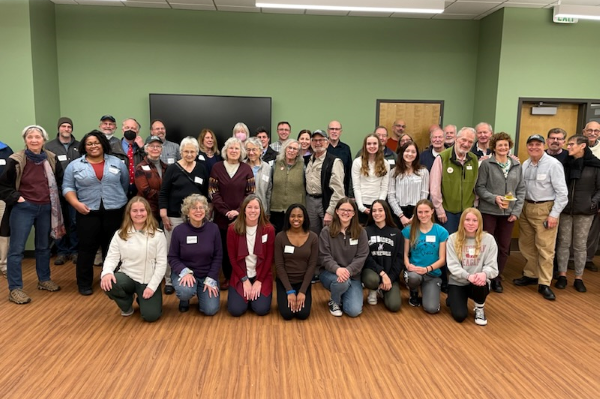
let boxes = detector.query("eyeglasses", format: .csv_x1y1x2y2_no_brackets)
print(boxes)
246,148,260,153
147,145,162,149
286,147,299,152
585,129,600,134
328,127,341,131
277,128,290,132
547,137,564,141
86,142,101,147
394,124,406,128
338,208,355,214
190,206,205,211
312,138,327,143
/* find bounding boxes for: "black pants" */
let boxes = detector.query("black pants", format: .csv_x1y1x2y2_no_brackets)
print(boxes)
276,278,312,320
447,283,489,323
76,205,124,290
270,211,285,234
220,228,232,280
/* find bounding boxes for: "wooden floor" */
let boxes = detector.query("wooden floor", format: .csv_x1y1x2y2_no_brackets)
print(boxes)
1,253,600,399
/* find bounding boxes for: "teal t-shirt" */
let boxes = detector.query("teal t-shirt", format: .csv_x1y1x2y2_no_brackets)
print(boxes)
401,223,449,277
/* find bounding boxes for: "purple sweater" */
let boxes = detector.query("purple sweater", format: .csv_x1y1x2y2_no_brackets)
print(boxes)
168,221,222,281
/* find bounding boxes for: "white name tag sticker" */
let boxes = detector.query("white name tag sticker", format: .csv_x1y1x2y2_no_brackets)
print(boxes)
262,234,268,243
194,177,203,184
537,174,547,181
426,235,436,243
121,160,126,164
388,160,395,165
268,160,274,166
467,248,475,256
167,158,175,164
466,165,473,170
349,239,358,246
186,236,198,244
284,245,295,254
142,165,151,171
198,155,205,161
109,166,120,174
262,174,269,183
57,155,67,162
0,159,5,165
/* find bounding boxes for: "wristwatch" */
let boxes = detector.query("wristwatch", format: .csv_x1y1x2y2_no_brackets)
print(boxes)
241,276,248,282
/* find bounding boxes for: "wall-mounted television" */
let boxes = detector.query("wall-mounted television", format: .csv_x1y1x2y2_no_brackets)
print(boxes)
149,94,272,149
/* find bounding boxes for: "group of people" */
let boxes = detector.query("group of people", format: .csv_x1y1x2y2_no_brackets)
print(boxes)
1,115,599,327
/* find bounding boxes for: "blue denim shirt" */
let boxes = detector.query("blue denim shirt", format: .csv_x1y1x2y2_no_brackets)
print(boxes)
63,154,129,210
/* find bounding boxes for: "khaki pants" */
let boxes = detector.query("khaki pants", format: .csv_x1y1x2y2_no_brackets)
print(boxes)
518,201,557,286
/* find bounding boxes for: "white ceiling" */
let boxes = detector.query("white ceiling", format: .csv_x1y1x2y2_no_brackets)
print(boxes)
49,0,600,20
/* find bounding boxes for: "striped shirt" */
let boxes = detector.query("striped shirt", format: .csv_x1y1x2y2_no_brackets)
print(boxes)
387,168,430,216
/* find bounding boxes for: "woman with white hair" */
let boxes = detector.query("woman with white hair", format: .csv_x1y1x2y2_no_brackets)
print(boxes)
245,137,272,217
209,137,255,290
232,122,250,144
0,125,64,304
158,136,209,294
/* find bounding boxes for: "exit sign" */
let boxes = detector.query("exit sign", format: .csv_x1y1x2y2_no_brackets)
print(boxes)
553,15,578,23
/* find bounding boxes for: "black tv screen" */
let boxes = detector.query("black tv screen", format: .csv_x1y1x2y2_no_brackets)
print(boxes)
149,94,272,149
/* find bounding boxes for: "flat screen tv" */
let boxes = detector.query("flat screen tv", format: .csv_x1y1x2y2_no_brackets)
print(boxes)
149,94,272,149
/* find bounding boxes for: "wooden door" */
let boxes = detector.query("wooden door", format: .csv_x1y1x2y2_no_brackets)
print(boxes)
377,101,443,153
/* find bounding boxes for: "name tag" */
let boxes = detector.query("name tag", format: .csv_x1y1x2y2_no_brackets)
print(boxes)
121,160,126,164
426,235,436,243
388,160,395,165
349,239,358,246
262,174,269,183
186,236,198,244
142,165,151,171
58,155,67,162
167,158,175,164
0,159,6,165
268,160,274,166
198,155,205,161
467,248,475,256
537,174,547,181
284,245,295,254
466,165,473,170
262,234,268,243
109,166,120,174
194,177,203,184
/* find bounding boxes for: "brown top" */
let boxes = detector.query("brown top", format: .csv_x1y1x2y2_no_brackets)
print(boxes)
274,230,318,294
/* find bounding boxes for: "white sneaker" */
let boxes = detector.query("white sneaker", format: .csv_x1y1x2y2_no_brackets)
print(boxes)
474,307,487,326
367,290,378,305
94,250,103,266
328,299,342,317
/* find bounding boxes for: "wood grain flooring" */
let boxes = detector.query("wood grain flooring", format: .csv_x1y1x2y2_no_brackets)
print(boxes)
0,253,599,399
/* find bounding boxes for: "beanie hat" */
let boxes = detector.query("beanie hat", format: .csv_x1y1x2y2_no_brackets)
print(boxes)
57,117,73,130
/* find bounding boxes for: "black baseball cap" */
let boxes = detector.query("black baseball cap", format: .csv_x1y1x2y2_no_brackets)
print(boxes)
100,115,116,123
526,134,545,144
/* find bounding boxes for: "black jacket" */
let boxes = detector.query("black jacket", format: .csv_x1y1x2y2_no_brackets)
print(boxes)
562,149,600,215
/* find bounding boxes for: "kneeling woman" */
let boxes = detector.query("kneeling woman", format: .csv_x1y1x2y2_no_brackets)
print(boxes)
362,200,403,312
446,208,498,326
319,198,369,317
274,204,318,320
168,194,221,315
402,199,447,313
227,195,275,316
100,197,167,322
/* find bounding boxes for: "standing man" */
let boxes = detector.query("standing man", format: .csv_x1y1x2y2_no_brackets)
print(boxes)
45,117,80,265
148,119,180,166
326,120,352,195
0,140,14,278
545,128,568,164
583,121,600,271
513,134,567,300
305,129,345,236
472,122,493,159
444,124,457,148
270,121,291,152
256,127,277,164
386,119,406,153
98,115,126,161
420,127,445,171
121,118,145,199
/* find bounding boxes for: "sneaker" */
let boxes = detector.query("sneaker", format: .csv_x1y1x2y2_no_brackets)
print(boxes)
71,253,78,264
37,280,61,292
179,300,190,313
367,290,378,305
94,251,103,266
585,261,598,272
474,307,487,326
54,255,68,265
311,275,320,284
120,307,134,317
9,289,31,304
574,279,587,293
408,291,421,307
555,276,567,289
328,299,342,316
1,269,6,279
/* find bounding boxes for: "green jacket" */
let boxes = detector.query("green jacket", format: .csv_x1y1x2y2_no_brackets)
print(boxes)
439,147,478,214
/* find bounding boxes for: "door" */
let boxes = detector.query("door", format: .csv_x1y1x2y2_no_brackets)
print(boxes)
376,100,443,153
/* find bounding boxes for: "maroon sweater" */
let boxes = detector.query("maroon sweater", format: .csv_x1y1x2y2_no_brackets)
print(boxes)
209,162,255,230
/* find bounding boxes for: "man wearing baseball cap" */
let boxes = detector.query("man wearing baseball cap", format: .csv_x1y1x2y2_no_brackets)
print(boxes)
98,115,127,161
514,134,567,300
45,117,81,265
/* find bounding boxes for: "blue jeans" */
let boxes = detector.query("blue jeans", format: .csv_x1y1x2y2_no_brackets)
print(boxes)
7,202,52,290
319,270,363,317
55,200,78,256
171,273,220,316
441,211,462,235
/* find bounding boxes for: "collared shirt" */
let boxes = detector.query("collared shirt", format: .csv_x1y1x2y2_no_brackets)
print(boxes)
270,139,290,153
63,154,129,210
305,151,345,215
522,152,568,218
589,140,600,159
160,140,181,165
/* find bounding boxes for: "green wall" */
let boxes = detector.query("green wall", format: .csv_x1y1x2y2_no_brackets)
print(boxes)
54,5,479,153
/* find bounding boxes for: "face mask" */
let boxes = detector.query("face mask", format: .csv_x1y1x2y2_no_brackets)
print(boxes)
235,132,247,142
124,130,137,141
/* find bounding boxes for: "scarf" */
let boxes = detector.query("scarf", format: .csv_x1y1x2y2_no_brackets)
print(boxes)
26,150,65,239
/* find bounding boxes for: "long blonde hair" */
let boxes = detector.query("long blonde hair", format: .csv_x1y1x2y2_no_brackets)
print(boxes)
360,134,387,177
118,196,159,241
453,208,484,260
409,199,434,249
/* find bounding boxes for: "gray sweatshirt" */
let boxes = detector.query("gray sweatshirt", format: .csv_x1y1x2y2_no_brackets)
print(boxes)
318,226,369,280
446,233,498,286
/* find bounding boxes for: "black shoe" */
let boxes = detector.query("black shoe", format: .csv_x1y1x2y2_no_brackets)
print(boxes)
71,253,78,264
513,276,538,286
164,285,175,295
54,255,68,265
585,261,598,272
554,276,567,289
408,291,421,307
79,287,93,296
440,282,448,294
538,285,556,301
311,275,319,284
179,300,190,312
574,279,587,292
491,280,503,293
